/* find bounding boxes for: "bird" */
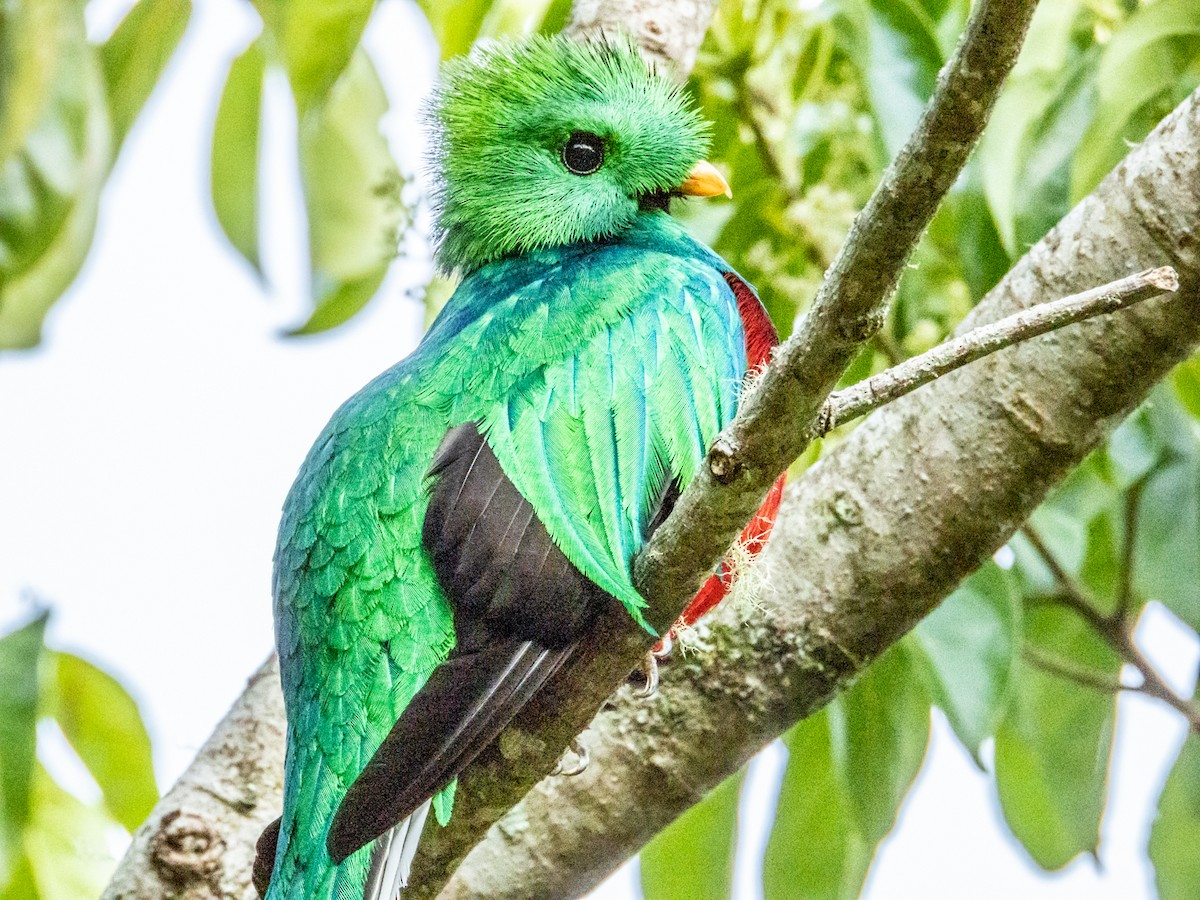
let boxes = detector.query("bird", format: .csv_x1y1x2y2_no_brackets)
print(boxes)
255,34,784,900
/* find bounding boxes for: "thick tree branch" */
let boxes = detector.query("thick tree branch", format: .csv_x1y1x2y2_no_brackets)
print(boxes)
437,88,1200,898
103,659,285,900
818,267,1178,435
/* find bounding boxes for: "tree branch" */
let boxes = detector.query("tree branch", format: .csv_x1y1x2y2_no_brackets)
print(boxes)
565,0,718,76
410,3,1041,893
436,87,1200,898
819,267,1179,435
1022,646,1130,695
102,658,285,900
1026,526,1200,735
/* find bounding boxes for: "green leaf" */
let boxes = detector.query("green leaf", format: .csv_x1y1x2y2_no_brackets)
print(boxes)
255,0,376,111
1072,0,1200,201
0,613,47,891
640,771,742,900
911,561,1019,758
292,50,405,334
417,0,494,59
0,12,110,349
1150,735,1200,900
211,39,265,274
1132,452,1200,631
99,0,192,153
50,653,157,833
1174,354,1200,422
22,765,115,900
764,713,865,900
0,0,73,166
994,605,1119,870
764,645,930,899
1011,0,1083,79
856,0,946,160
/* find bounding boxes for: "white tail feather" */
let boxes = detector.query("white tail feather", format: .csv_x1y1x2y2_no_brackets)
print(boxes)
369,799,432,900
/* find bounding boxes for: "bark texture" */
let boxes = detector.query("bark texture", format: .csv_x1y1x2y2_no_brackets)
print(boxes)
102,659,285,900
437,87,1200,900
565,0,718,76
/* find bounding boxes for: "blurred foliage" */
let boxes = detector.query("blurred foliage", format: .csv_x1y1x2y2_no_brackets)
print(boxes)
0,0,190,349
5,0,1200,897
0,611,158,899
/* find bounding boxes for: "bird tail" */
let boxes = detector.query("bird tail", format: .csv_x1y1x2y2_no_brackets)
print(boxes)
363,801,432,900
257,799,432,900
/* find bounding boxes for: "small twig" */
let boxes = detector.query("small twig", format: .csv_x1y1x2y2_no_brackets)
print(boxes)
818,268,1179,434
1023,645,1130,695
1022,524,1200,735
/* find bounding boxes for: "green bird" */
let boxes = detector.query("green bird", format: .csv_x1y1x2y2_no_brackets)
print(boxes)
256,35,780,900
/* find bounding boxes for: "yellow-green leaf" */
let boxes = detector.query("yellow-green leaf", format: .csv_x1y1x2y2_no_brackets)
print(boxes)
0,0,73,166
211,38,265,274
640,771,743,900
51,653,158,833
0,613,47,891
22,765,115,900
292,50,405,335
1071,0,1200,201
0,7,110,350
254,0,375,112
1150,735,1200,900
99,0,192,152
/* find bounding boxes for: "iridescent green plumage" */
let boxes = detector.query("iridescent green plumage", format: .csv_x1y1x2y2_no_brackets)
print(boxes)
266,36,756,900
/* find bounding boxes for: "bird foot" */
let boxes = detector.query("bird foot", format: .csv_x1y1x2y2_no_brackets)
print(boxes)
552,737,590,777
635,650,659,699
651,631,674,660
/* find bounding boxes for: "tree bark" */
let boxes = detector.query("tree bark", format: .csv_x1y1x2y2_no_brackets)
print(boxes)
102,659,285,900
565,0,718,76
436,86,1200,900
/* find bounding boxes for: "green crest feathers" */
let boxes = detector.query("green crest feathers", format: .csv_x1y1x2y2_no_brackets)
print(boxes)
428,36,710,273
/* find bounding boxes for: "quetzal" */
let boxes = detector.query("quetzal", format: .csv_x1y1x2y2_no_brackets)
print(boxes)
256,35,784,900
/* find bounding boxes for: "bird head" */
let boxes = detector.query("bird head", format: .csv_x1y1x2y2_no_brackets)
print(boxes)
429,35,729,274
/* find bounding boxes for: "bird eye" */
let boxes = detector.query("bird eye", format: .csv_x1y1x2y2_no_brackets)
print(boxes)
561,132,605,175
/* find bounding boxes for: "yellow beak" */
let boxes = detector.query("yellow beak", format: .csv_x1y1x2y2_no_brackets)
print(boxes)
678,160,732,199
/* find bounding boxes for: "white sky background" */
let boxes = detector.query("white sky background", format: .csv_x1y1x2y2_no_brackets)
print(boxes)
1,0,1197,897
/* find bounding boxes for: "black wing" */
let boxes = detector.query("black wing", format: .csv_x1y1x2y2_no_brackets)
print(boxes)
327,423,614,862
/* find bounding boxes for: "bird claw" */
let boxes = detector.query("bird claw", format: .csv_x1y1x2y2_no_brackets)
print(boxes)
636,650,659,699
652,631,674,660
552,737,590,777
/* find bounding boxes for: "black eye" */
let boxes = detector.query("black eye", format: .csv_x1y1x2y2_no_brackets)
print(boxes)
561,131,605,175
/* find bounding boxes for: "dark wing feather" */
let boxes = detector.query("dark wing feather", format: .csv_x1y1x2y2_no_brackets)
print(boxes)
328,638,571,862
327,424,612,863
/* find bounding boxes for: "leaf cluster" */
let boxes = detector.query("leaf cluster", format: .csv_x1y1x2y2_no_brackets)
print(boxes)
0,611,158,900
